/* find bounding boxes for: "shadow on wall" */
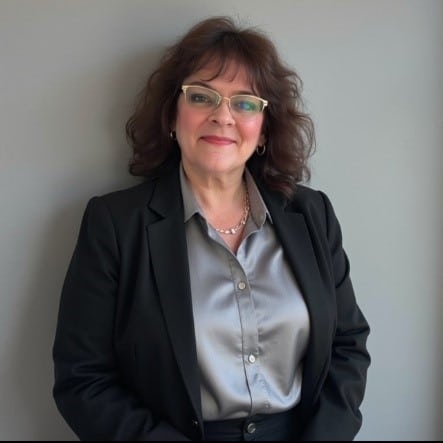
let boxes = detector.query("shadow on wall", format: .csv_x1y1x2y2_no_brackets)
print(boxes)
437,164,443,440
9,201,83,440
7,47,163,440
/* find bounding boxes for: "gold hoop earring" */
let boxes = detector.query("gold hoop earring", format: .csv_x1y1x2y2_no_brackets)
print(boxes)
169,130,177,141
256,145,266,156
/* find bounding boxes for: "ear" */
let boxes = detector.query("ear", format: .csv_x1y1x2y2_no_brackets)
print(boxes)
258,133,266,146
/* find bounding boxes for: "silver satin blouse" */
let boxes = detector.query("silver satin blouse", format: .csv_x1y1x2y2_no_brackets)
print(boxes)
180,165,310,421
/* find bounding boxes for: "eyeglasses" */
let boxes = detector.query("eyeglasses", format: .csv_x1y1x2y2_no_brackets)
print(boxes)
181,84,268,117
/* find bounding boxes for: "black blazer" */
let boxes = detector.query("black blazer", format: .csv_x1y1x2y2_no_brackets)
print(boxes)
53,163,370,441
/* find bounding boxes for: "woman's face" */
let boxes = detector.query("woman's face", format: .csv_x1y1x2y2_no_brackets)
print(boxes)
174,61,266,181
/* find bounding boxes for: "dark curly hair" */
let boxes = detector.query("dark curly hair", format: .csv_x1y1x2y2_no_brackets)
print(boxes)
126,16,315,199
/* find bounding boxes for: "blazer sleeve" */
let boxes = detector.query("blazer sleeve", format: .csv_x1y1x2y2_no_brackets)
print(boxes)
300,191,371,441
52,197,189,441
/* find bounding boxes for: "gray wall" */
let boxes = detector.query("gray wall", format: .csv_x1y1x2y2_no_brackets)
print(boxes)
1,0,442,440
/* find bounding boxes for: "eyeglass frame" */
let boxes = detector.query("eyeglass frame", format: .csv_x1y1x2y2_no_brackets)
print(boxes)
181,84,268,115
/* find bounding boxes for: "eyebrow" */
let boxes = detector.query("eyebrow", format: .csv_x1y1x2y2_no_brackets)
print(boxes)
186,80,256,96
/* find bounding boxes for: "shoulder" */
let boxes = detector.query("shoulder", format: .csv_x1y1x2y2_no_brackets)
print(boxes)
81,179,159,231
288,184,342,239
97,179,156,212
291,183,324,207
289,184,331,216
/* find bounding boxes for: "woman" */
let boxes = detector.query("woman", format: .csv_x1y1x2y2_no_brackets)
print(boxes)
53,16,370,441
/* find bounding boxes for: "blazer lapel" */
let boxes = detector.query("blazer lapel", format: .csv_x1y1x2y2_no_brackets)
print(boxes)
145,167,202,421
259,186,334,407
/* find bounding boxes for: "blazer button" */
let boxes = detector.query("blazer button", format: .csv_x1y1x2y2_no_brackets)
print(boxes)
246,422,256,434
191,419,199,428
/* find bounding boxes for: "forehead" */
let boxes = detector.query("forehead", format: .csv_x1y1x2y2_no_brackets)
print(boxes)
186,59,255,90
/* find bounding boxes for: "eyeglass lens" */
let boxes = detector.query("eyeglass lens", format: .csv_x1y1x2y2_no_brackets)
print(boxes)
183,86,266,114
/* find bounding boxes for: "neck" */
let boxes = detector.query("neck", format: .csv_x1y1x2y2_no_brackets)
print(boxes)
182,166,246,211
196,179,246,216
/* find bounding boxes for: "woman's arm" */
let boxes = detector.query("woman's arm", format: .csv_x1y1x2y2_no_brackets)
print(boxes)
300,191,371,441
52,197,189,441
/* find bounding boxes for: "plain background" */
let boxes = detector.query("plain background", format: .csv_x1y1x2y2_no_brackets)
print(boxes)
1,0,442,440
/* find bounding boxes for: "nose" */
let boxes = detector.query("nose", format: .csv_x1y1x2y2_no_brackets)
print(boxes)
209,98,235,125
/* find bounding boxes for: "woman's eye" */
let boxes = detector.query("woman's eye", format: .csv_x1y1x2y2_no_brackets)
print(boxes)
233,99,258,112
190,93,213,104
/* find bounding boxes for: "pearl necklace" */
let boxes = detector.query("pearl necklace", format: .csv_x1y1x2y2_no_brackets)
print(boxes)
214,185,250,235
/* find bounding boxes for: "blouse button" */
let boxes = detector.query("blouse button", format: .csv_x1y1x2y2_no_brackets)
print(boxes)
248,354,256,364
238,281,246,290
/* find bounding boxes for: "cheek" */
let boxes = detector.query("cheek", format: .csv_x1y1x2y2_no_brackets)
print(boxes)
175,101,202,136
240,119,264,143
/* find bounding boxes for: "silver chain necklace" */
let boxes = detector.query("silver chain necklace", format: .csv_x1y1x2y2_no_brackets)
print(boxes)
214,184,250,235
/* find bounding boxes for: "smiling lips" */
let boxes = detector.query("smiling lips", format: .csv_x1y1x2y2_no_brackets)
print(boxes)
201,135,236,145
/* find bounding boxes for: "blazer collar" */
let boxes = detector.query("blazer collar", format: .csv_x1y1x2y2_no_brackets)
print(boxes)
145,165,203,423
147,164,184,218
258,183,334,407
